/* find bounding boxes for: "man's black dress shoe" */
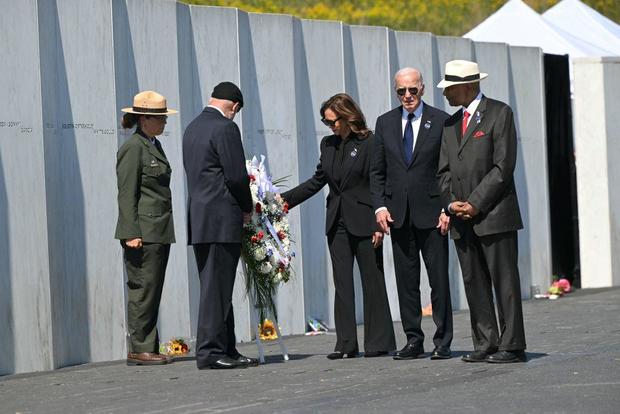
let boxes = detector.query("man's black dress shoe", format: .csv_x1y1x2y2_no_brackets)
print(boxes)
235,354,259,366
487,350,527,363
199,356,247,369
364,351,389,358
461,350,490,362
393,343,424,360
430,347,452,360
327,351,359,360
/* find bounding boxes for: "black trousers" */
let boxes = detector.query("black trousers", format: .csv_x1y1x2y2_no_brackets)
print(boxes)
193,243,241,366
454,228,526,352
391,215,453,349
123,242,170,353
327,219,396,354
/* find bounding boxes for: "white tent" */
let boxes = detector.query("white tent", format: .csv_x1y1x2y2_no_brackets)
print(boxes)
542,0,620,56
464,0,611,57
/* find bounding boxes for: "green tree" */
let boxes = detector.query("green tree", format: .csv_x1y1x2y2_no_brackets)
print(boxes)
182,0,620,35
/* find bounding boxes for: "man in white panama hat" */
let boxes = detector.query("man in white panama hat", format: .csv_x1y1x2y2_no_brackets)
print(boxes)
437,60,527,363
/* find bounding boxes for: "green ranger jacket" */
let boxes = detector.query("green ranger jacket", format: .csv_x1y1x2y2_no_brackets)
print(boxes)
115,131,175,244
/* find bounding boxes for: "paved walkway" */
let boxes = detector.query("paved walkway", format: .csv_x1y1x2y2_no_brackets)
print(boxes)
1,288,619,413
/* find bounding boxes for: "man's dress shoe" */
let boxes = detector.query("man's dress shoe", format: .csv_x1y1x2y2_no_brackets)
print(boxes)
199,356,248,369
327,351,359,360
364,351,389,358
487,350,527,363
393,343,424,360
461,350,490,362
234,354,260,367
127,352,168,366
430,347,452,360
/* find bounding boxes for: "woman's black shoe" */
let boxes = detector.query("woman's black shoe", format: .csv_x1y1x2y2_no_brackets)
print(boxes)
364,351,389,358
327,351,359,360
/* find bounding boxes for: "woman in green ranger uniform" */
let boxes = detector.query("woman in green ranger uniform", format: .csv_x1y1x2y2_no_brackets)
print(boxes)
115,91,178,366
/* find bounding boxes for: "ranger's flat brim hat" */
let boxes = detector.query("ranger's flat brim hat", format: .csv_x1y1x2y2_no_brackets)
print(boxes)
437,60,488,88
122,90,178,115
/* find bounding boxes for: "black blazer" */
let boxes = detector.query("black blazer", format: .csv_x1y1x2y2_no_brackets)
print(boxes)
437,96,523,239
282,133,377,237
182,107,253,244
370,102,449,229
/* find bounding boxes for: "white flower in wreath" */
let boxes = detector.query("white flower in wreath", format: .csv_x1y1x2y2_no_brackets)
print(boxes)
259,262,273,274
253,247,266,261
269,252,279,266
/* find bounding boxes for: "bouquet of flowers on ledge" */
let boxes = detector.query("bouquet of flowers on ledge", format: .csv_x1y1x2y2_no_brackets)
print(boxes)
159,337,191,356
241,155,295,323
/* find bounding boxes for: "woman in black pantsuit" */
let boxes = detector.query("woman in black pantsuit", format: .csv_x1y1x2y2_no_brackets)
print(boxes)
282,93,396,359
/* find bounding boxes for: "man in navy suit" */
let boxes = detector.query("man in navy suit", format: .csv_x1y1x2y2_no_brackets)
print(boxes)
371,68,453,360
183,82,257,369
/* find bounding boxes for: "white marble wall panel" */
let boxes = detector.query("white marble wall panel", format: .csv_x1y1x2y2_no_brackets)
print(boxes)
508,46,552,297
392,31,437,107
573,57,620,287
186,5,251,341
292,19,347,329
112,0,193,344
473,42,510,103
602,59,620,287
0,0,54,375
241,12,306,335
434,36,475,112
37,0,126,367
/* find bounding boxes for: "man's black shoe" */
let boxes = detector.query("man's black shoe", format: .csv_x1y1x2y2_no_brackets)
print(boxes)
430,347,452,360
461,351,490,362
199,356,247,369
393,343,424,360
235,354,260,366
487,350,527,363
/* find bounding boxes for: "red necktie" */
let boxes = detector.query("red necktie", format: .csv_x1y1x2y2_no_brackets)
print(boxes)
462,110,470,137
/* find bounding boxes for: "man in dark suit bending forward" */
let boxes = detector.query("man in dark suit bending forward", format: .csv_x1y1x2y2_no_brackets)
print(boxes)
183,82,258,369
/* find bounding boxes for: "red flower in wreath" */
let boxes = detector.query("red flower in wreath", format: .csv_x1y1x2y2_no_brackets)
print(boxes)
283,202,289,214
277,230,286,241
255,203,262,213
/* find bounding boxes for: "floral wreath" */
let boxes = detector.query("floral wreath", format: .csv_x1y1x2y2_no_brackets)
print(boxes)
241,156,295,323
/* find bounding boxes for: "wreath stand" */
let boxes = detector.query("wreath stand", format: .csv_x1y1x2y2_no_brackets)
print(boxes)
247,286,289,364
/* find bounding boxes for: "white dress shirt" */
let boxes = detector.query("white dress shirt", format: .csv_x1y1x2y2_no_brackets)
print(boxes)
462,91,483,129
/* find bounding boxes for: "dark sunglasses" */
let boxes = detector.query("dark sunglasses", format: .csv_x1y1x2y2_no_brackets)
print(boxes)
321,117,341,127
396,87,419,96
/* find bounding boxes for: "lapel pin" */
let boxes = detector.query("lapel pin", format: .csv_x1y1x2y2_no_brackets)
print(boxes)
424,121,431,129
150,159,158,167
350,147,358,158
475,111,481,124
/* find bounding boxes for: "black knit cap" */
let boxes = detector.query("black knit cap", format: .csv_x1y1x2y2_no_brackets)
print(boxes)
211,81,244,108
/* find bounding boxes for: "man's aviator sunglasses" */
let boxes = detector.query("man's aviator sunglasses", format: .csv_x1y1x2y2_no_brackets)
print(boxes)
396,87,419,96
